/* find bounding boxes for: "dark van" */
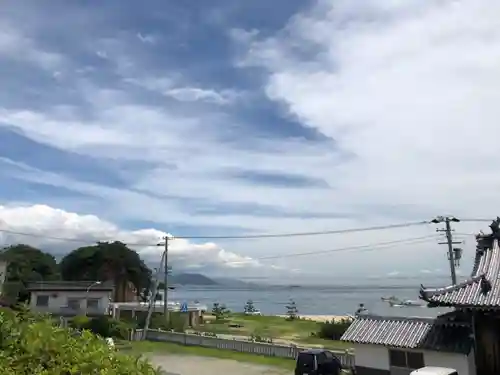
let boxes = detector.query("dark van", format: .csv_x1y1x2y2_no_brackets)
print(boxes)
295,349,343,375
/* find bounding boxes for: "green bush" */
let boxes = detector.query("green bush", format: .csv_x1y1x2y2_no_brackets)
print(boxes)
69,315,133,340
316,318,353,340
0,310,162,374
70,315,91,329
150,312,187,333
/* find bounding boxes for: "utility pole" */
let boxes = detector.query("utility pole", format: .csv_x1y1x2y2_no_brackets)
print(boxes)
431,216,462,285
163,236,169,319
142,249,166,340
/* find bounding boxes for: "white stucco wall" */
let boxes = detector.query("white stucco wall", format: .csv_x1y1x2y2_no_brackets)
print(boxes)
0,260,7,295
353,344,474,374
424,350,474,375
353,344,391,369
29,289,112,315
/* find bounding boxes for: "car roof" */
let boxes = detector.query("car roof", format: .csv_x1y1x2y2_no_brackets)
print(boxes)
411,367,456,375
300,348,328,354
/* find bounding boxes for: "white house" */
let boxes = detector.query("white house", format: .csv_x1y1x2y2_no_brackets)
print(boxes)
27,281,114,316
0,259,8,296
341,313,475,375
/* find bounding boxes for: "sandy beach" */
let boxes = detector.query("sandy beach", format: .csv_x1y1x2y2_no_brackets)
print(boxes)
276,314,353,323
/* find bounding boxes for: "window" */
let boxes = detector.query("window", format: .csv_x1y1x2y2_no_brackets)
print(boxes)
87,298,99,309
389,349,424,369
36,295,49,307
296,353,315,370
407,352,425,369
67,298,82,310
317,352,327,364
389,350,407,367
324,351,334,360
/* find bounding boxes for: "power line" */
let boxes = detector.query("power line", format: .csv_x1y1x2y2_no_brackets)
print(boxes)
0,220,430,245
170,221,430,239
460,218,495,223
0,229,98,244
226,235,439,264
0,224,437,263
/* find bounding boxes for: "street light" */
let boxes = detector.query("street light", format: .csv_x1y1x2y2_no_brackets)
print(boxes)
84,281,101,316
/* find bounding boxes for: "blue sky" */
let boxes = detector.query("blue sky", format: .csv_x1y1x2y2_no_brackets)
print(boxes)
0,0,498,281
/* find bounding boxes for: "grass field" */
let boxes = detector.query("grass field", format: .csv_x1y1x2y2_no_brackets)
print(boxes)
196,313,351,350
125,340,296,370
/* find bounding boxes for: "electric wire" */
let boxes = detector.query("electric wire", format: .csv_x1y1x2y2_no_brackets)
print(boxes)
168,221,431,239
0,220,431,245
460,218,495,223
226,235,439,264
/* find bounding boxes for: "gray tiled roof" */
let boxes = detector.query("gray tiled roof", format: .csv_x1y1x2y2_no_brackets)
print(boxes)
340,315,472,354
420,236,500,307
27,281,114,291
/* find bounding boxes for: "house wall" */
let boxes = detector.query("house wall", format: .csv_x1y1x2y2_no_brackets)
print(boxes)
352,344,473,375
468,350,476,375
29,289,112,316
425,350,474,375
0,260,7,295
353,344,391,375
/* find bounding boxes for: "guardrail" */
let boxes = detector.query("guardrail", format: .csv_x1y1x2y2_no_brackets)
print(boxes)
132,329,355,368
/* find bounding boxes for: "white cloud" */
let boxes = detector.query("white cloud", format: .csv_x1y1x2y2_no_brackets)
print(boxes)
137,33,157,45
124,75,240,105
232,0,500,217
95,50,108,59
0,204,263,271
0,24,63,70
164,87,239,105
0,0,499,281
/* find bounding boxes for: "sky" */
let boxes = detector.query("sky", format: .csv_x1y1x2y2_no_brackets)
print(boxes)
0,0,499,284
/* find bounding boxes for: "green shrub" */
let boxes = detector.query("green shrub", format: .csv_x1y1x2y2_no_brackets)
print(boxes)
70,314,91,329
150,312,187,333
68,315,132,340
0,310,161,374
87,315,115,337
88,316,132,339
316,318,353,340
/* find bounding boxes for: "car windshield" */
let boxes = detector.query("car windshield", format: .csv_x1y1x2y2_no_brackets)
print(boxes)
297,353,315,369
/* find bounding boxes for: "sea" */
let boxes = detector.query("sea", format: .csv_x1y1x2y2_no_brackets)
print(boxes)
167,284,452,318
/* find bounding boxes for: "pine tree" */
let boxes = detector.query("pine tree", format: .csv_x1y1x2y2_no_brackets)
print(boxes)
212,302,230,320
285,299,298,320
244,299,256,314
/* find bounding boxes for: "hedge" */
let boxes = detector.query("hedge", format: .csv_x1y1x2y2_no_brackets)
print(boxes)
0,308,162,374
69,315,132,339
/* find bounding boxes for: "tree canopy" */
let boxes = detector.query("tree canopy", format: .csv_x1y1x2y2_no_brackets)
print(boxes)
1,244,60,302
2,244,59,282
59,241,152,302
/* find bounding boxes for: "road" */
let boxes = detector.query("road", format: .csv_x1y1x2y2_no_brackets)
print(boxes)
147,354,290,375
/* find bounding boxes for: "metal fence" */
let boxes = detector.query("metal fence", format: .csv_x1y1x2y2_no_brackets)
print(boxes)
133,329,355,368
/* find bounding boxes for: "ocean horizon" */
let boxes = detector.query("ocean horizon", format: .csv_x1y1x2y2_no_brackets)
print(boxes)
165,283,453,318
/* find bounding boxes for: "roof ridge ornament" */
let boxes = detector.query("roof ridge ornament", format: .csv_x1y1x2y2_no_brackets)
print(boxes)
480,274,492,295
490,217,500,237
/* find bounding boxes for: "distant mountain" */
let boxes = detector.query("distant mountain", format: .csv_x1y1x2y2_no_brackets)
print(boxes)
170,273,218,285
211,277,259,287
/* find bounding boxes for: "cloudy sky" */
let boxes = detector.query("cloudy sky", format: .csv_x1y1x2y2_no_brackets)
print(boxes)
0,0,498,283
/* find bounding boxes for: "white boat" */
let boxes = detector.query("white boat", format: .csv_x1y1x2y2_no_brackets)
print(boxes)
389,299,425,308
382,296,425,307
244,309,262,316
